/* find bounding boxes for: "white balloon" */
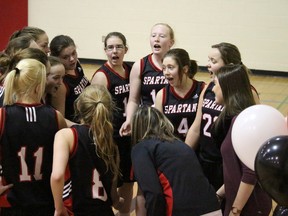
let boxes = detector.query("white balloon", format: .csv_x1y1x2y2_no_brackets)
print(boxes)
231,104,288,171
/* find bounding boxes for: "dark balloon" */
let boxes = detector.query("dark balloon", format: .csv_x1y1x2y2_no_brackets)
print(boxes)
273,205,288,216
255,135,288,206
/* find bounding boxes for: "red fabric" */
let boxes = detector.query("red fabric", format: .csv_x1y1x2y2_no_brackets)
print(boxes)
0,0,28,51
158,171,173,216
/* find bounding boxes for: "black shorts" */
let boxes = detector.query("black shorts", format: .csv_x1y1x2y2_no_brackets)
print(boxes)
1,205,54,216
114,135,134,184
199,159,223,191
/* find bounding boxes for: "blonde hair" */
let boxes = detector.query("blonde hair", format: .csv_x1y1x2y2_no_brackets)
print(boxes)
74,84,119,180
4,59,46,105
152,23,175,41
131,106,176,145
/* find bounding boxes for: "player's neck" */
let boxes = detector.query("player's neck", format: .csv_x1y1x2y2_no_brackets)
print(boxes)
173,78,194,96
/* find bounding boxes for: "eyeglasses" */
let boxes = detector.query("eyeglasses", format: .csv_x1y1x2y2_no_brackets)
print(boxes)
105,45,125,51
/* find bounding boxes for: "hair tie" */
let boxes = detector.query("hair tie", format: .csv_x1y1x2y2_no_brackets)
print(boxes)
95,101,103,106
15,67,20,74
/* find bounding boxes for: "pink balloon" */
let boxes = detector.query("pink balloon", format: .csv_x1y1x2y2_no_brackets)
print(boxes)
231,104,288,171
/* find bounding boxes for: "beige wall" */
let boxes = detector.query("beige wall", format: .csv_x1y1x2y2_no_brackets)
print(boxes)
28,0,288,73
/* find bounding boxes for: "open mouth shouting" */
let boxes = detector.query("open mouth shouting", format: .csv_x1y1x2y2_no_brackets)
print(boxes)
154,44,161,51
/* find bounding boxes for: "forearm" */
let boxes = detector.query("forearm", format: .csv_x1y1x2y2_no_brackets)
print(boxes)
185,128,200,149
126,100,139,122
51,175,65,211
110,179,123,210
231,181,255,215
216,184,225,198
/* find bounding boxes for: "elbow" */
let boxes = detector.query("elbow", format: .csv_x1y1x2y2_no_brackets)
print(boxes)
50,172,64,184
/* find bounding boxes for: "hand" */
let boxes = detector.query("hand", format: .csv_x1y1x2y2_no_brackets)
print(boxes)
119,121,131,136
0,177,13,195
0,184,13,195
229,211,240,216
54,208,69,216
113,197,125,210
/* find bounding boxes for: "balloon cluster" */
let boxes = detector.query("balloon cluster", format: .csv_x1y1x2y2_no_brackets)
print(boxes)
231,105,288,214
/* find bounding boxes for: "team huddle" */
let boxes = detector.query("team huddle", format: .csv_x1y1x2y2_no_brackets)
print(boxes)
0,23,272,216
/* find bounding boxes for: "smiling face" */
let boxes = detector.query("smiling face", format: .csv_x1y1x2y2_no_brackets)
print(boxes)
46,63,65,95
58,45,78,70
207,48,225,81
105,36,127,67
150,24,174,56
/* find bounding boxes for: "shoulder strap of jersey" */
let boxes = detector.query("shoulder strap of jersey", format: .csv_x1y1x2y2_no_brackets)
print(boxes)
200,81,206,90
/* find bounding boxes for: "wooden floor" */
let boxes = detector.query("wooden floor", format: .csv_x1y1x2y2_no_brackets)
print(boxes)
82,63,288,216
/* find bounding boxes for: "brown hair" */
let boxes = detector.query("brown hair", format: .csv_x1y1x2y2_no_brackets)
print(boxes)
131,106,176,146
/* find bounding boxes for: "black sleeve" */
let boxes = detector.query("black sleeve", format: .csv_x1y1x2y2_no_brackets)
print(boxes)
131,143,166,216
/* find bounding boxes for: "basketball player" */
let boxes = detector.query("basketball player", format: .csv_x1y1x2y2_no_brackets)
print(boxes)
155,48,205,141
0,58,66,215
119,23,175,136
51,85,123,216
50,35,90,124
185,42,260,192
91,32,133,216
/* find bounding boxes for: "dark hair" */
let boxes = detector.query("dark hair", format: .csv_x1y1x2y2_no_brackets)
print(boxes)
163,48,198,81
213,64,255,132
104,32,127,48
131,106,176,145
48,56,63,67
50,35,76,57
5,35,35,57
9,26,46,42
0,48,48,84
0,52,10,74
211,42,242,65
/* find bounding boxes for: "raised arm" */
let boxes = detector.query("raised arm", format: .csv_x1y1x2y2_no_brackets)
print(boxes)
185,84,207,148
154,88,164,113
132,144,166,216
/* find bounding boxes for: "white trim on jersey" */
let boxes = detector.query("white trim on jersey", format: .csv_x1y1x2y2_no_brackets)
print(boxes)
63,180,72,199
25,107,37,122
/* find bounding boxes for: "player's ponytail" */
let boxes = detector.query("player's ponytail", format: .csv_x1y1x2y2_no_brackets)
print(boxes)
4,58,46,105
74,84,119,180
